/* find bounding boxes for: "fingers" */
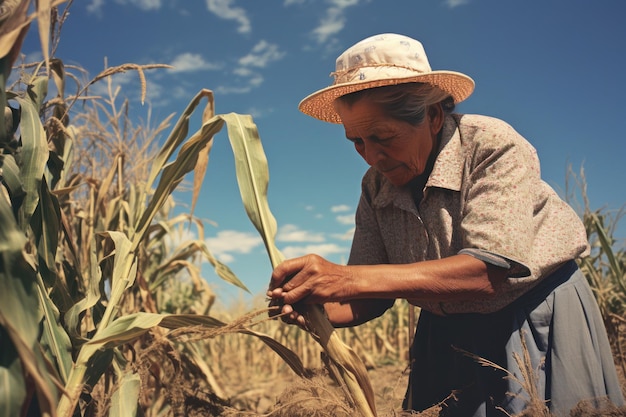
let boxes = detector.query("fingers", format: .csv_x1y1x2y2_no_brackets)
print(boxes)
268,256,312,307
268,256,306,290
268,302,307,328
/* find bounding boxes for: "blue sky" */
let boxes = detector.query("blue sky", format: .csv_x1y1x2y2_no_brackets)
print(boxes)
21,0,626,304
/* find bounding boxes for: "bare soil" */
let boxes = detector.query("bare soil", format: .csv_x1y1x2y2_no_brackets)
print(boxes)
213,361,626,417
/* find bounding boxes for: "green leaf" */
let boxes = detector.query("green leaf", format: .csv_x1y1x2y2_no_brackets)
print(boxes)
222,113,284,267
0,327,26,417
109,372,141,417
0,154,26,209
96,231,137,332
85,313,224,352
134,115,224,246
36,276,73,384
15,95,48,228
145,89,213,192
26,76,48,114
64,239,103,339
0,195,58,415
33,177,60,278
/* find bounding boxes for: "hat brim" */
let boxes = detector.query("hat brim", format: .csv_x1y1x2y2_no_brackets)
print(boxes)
298,71,475,124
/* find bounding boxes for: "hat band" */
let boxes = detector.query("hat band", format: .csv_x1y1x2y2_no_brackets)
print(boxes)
331,63,430,84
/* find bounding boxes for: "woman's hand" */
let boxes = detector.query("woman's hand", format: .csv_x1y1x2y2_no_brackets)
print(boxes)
267,254,355,325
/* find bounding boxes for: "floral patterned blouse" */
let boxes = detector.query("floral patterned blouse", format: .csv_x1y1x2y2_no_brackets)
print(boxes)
348,113,590,314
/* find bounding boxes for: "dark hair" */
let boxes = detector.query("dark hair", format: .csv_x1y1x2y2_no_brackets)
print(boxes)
334,83,455,126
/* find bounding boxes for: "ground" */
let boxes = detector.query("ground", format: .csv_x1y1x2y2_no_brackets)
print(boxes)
214,361,626,417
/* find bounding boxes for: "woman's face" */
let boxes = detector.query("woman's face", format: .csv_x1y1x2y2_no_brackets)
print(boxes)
336,98,443,187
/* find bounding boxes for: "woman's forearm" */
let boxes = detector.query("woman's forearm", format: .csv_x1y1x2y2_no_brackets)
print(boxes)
324,299,395,327
348,254,508,302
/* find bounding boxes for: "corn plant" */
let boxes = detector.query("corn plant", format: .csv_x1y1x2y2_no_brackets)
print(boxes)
1,3,378,416
567,165,626,378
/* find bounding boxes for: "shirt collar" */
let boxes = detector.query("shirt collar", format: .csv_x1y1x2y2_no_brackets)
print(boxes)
426,114,463,192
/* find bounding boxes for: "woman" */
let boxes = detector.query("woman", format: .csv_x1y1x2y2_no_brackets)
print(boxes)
267,33,624,416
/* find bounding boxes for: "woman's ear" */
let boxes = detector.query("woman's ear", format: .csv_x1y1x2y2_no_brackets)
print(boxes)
428,103,444,135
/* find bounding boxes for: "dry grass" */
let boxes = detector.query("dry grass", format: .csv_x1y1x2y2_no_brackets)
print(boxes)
187,299,626,416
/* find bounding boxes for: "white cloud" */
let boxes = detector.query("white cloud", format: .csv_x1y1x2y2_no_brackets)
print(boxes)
219,40,284,95
215,85,254,95
244,106,274,119
444,0,469,8
238,40,286,68
331,204,351,213
331,227,355,241
205,0,251,34
335,214,354,225
205,230,263,263
114,0,162,11
311,0,361,44
284,0,305,5
277,224,325,243
167,53,221,73
167,84,192,100
280,243,348,259
163,225,199,253
86,0,105,14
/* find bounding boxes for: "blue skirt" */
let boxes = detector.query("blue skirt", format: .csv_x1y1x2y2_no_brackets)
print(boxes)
403,261,624,416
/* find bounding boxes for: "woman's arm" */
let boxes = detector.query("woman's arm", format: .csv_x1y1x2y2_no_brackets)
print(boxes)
267,253,508,326
323,299,395,327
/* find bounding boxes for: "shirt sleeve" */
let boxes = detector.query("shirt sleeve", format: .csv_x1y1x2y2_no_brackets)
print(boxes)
459,120,541,277
458,248,511,269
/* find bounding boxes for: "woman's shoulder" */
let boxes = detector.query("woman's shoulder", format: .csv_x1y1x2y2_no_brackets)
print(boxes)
449,113,535,152
452,113,520,138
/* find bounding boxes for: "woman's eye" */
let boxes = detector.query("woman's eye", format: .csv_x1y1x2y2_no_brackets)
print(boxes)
374,137,392,144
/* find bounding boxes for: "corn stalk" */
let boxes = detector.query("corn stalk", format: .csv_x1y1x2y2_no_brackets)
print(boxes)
224,113,377,416
56,89,302,416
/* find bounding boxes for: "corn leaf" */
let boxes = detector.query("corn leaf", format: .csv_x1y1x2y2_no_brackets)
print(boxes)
0,194,58,415
239,328,309,378
0,0,30,61
0,154,25,209
0,329,26,417
591,213,626,294
36,276,73,384
134,115,223,246
26,75,48,117
96,231,137,332
15,94,48,227
145,89,214,191
190,92,215,220
222,113,283,267
222,113,377,416
86,312,310,379
33,177,60,278
109,372,141,417
36,0,53,73
64,239,102,338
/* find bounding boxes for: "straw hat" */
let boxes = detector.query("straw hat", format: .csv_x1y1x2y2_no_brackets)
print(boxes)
299,33,475,124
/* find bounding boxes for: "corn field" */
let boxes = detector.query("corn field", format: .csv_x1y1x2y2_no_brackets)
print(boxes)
0,3,624,417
